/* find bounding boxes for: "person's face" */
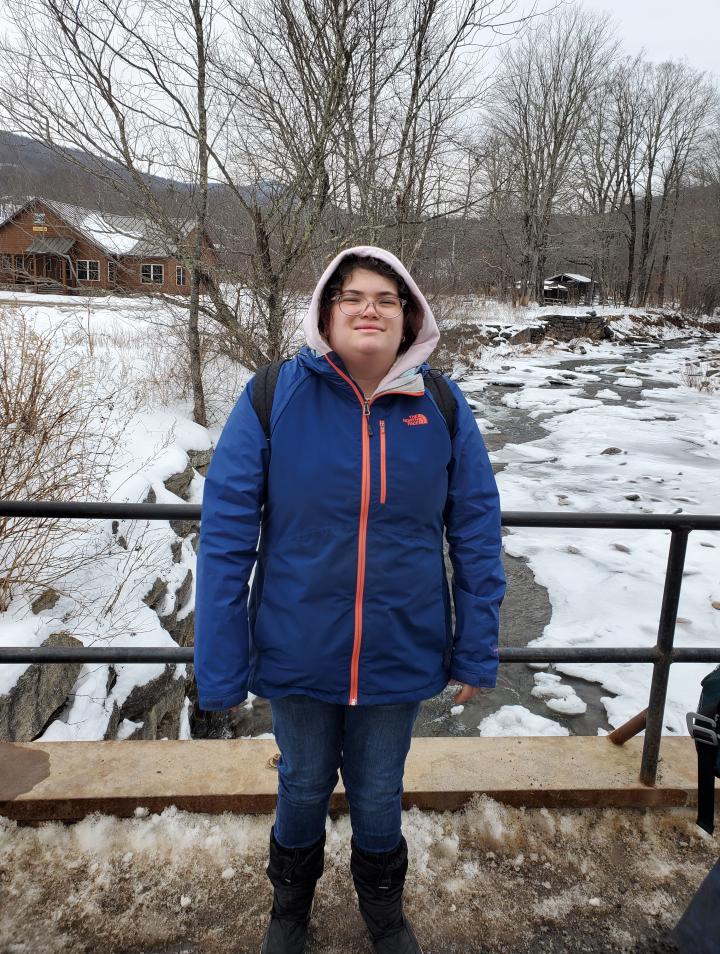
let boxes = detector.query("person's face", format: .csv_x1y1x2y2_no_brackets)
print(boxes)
327,268,405,369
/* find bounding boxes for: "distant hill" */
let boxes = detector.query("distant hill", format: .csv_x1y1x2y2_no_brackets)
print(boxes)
0,130,262,214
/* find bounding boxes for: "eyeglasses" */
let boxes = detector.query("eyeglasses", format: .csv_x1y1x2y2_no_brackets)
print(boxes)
332,293,406,320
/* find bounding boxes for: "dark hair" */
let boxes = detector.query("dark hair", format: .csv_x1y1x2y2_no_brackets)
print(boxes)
318,254,421,355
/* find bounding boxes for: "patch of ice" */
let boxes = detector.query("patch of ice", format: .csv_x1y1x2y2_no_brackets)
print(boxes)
478,705,569,737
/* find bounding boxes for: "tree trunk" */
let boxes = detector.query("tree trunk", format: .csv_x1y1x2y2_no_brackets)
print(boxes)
188,268,207,427
623,177,637,306
655,186,681,306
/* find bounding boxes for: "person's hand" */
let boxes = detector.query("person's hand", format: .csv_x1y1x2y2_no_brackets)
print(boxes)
448,679,482,705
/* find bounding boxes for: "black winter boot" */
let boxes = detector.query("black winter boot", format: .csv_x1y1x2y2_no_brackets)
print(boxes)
260,828,326,954
350,835,423,954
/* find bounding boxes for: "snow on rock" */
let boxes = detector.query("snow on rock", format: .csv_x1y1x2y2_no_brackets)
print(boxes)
502,386,602,418
478,705,569,736
531,673,588,716
545,695,588,716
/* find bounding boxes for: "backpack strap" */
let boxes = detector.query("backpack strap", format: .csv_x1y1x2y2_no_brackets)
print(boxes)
253,362,456,442
689,665,720,835
251,360,287,440
696,741,717,835
423,368,456,437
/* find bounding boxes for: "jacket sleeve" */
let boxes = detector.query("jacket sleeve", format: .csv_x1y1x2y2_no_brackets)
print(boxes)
444,379,506,688
194,379,267,710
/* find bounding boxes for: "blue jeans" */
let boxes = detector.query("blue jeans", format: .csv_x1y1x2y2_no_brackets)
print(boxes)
270,694,420,854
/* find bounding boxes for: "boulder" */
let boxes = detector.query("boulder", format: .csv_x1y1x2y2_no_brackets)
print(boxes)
187,448,213,475
163,462,195,500
0,633,83,741
31,588,61,614
510,325,547,345
157,567,195,648
142,577,168,612
105,664,188,741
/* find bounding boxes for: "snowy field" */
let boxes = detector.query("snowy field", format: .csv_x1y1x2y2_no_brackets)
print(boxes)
0,798,716,953
0,291,718,742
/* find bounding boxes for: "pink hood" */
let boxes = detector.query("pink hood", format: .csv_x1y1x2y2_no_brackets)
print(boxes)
303,245,440,397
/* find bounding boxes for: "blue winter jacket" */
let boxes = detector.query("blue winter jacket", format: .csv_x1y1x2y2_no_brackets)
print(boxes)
194,347,505,710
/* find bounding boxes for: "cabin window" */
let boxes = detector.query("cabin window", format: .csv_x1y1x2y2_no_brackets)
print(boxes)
14,255,27,271
1,255,11,269
141,263,164,284
76,260,100,281
176,266,186,286
108,261,117,283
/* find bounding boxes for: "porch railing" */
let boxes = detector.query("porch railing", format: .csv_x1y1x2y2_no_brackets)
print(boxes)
1,501,719,787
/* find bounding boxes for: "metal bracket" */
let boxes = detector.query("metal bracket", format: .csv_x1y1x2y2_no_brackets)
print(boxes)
686,711,719,746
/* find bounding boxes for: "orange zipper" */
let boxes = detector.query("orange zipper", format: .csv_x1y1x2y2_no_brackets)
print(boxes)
323,354,422,705
379,420,387,504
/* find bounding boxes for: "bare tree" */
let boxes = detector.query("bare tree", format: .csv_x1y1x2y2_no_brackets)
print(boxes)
0,0,227,423
573,60,640,304
629,61,713,305
328,0,537,267
646,66,715,305
490,7,616,303
205,0,363,359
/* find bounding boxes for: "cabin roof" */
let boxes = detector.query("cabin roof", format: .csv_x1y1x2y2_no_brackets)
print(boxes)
546,272,592,284
0,197,199,258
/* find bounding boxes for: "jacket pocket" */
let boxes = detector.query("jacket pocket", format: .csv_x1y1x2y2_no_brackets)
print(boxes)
380,419,387,505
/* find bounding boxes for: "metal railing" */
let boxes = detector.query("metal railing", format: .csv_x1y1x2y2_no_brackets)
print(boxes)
2,500,719,787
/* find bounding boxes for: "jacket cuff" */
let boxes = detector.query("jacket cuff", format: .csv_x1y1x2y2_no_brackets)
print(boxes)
197,690,248,712
449,664,497,689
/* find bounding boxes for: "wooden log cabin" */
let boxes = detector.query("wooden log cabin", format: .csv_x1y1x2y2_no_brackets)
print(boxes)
0,197,217,296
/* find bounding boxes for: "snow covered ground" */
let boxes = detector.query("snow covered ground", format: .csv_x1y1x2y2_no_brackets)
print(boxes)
0,290,718,741
0,799,715,953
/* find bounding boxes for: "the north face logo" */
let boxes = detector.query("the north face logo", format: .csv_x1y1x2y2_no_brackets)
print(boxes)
403,413,428,426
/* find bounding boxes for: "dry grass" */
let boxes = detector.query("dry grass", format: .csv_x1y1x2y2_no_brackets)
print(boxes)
0,311,118,612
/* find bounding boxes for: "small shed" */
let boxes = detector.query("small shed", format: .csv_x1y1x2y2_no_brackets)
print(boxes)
544,273,594,305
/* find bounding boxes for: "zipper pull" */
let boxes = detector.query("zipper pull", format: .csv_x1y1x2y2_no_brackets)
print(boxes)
363,399,373,437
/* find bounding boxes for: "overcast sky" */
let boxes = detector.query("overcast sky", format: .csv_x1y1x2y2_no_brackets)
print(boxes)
580,0,719,78
0,0,716,78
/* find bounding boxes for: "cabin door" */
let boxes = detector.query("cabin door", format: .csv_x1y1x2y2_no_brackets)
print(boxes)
44,256,62,283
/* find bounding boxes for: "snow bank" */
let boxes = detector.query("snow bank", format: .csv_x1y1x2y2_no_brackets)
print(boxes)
0,295,247,738
0,801,714,953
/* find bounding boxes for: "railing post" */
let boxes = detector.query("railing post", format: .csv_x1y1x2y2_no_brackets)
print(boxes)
640,529,690,786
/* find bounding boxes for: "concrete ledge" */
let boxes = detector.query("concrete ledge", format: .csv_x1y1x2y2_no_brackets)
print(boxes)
0,736,712,822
